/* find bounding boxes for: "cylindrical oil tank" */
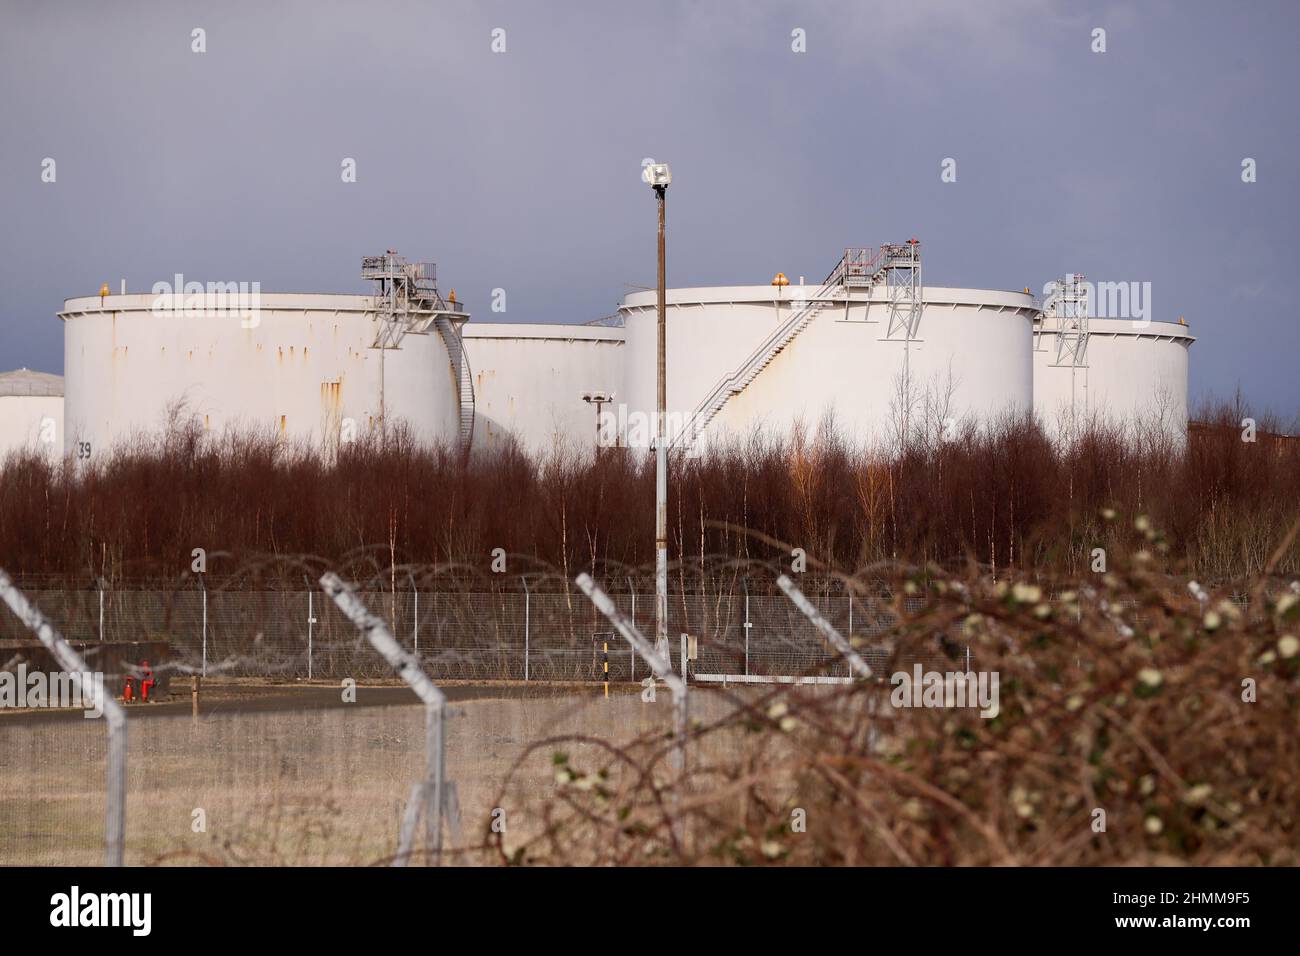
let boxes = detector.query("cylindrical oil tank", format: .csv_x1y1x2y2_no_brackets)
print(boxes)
461,323,624,455
0,368,64,459
619,284,1038,451
1033,318,1194,439
59,293,462,458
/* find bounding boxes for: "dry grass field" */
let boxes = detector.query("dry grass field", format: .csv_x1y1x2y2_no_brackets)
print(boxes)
0,686,741,866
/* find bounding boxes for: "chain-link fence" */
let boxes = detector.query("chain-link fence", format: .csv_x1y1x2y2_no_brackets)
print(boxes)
0,568,1009,867
0,581,950,683
2,562,1283,868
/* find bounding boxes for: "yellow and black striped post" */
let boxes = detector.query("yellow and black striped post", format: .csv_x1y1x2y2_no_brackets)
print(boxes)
602,641,609,699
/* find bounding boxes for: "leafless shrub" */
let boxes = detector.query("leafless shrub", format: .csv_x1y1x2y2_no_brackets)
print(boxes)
488,529,1300,866
0,399,1295,588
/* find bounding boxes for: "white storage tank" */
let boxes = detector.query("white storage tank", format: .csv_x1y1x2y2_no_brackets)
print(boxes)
0,369,64,460
619,278,1039,452
1033,318,1194,439
59,291,464,459
462,323,624,455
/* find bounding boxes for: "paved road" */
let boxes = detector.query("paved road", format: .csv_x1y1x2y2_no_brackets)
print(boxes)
0,680,633,725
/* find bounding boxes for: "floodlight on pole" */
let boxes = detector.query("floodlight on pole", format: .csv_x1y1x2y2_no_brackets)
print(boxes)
646,160,671,664
642,162,672,187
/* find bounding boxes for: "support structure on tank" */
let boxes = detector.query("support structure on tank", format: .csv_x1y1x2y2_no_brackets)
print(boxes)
1043,273,1090,369
362,251,474,451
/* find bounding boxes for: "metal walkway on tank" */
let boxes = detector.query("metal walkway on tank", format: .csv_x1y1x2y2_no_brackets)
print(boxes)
363,252,475,453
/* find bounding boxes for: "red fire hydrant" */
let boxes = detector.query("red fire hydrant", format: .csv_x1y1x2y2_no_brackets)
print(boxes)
140,661,156,702
122,675,135,703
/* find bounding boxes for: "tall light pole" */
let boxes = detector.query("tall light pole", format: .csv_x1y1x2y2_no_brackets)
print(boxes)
643,161,672,663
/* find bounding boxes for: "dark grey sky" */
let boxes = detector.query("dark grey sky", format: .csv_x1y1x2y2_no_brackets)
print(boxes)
2,0,1297,418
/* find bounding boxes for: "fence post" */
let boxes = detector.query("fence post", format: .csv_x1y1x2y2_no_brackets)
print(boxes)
0,569,127,867
199,574,208,678
742,578,751,677
98,580,104,642
627,577,636,683
776,575,873,679
521,575,530,682
320,572,451,866
575,573,687,773
846,585,854,678
306,589,314,681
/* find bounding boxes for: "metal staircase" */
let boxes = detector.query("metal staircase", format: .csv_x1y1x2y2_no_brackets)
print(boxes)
1038,272,1090,430
433,315,475,450
1042,273,1089,367
670,277,845,452
672,243,921,453
362,252,474,452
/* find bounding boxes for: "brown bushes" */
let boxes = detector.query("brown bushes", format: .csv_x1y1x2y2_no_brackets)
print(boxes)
490,548,1300,866
0,401,1296,587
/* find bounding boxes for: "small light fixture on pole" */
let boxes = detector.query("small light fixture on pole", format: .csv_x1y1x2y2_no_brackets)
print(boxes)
642,160,672,664
581,391,615,453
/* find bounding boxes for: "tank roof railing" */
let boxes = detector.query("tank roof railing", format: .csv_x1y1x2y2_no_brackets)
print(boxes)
826,243,920,287
362,254,437,283
363,252,462,313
